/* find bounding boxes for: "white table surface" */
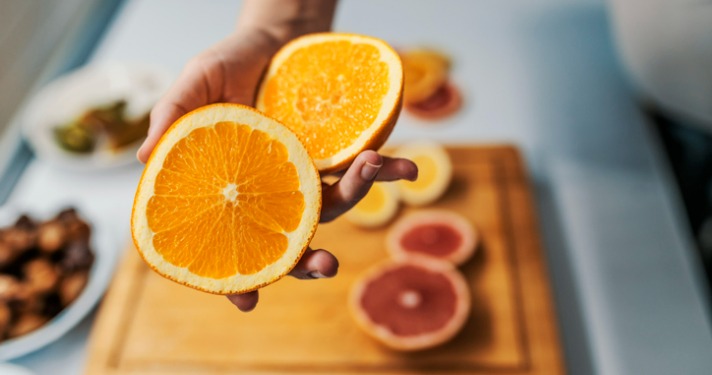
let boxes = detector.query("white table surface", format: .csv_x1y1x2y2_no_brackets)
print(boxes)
6,0,712,374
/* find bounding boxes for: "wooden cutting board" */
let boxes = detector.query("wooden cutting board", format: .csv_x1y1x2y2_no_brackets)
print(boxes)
84,145,564,374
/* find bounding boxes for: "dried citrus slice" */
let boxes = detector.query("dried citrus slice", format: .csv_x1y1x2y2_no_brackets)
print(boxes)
400,49,450,104
387,210,477,266
394,141,453,206
256,33,403,174
344,182,400,228
131,103,321,294
350,258,471,351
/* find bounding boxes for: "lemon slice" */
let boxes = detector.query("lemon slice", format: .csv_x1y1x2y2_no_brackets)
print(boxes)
394,141,452,206
344,182,400,228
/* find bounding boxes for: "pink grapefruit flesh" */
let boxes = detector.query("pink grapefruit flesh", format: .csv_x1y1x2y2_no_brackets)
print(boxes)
350,258,471,351
387,209,477,266
405,80,462,121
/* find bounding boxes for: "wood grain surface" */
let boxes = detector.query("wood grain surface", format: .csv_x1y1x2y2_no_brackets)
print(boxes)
84,145,564,374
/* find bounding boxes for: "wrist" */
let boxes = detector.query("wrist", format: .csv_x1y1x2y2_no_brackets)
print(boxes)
228,27,285,58
236,0,336,47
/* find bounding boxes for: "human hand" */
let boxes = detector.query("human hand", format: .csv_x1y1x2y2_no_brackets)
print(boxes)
138,29,417,313
137,29,280,162
229,150,417,311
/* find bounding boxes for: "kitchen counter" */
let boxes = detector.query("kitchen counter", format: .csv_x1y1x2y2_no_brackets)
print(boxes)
5,0,711,374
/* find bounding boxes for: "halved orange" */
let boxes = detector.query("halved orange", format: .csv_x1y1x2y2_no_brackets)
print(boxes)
131,103,321,294
256,33,403,174
400,48,450,104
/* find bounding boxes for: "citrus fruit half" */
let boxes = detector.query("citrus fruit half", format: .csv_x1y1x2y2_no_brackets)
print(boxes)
256,33,404,174
131,103,321,294
400,48,450,104
387,209,477,266
344,182,400,228
350,258,471,351
394,141,453,206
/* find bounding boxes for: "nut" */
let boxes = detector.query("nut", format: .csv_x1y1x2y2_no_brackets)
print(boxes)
23,259,60,295
7,313,47,338
59,271,89,306
0,275,22,301
37,222,66,254
0,302,11,336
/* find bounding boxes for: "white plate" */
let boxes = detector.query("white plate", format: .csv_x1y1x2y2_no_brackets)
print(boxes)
0,205,119,361
20,62,173,171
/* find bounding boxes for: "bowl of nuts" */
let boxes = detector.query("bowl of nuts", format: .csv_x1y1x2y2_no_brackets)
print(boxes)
0,206,117,360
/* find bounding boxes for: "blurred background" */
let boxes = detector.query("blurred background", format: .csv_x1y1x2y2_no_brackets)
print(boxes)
0,0,710,374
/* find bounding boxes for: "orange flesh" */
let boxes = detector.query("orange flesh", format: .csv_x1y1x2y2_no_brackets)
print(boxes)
146,122,304,278
261,41,390,160
404,63,427,86
401,50,448,103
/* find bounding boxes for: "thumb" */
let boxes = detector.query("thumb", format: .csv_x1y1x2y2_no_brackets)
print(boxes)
137,54,223,163
137,102,186,163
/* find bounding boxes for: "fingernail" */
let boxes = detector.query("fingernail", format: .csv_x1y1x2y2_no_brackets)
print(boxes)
360,162,382,181
307,271,326,279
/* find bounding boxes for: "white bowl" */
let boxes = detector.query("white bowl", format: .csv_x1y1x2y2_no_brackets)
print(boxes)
0,362,35,375
20,62,173,171
0,205,119,360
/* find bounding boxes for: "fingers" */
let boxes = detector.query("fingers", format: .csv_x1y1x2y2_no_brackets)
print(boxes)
373,156,418,182
137,32,280,163
137,102,185,163
226,290,259,312
288,248,339,280
137,53,224,163
320,151,418,222
225,248,338,312
321,151,382,222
